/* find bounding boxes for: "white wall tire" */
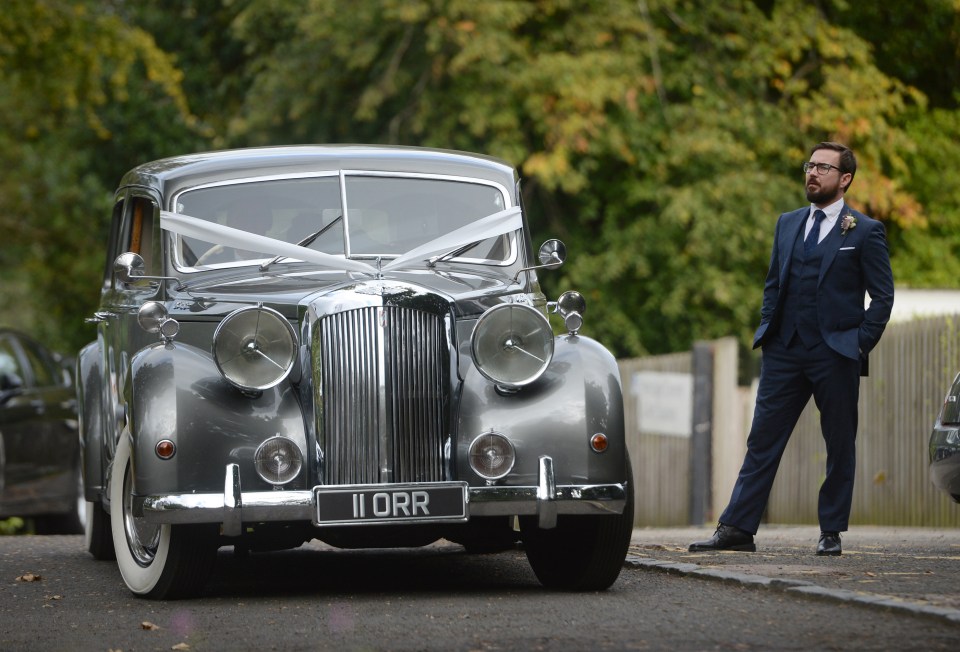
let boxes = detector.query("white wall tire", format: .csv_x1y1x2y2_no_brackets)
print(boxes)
110,432,215,599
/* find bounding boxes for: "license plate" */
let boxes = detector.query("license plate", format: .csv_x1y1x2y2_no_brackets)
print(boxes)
313,482,468,526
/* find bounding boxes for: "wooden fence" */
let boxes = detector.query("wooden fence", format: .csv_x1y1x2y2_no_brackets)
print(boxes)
619,351,693,527
620,314,960,528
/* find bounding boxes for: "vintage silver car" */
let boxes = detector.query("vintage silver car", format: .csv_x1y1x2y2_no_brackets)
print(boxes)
77,145,633,599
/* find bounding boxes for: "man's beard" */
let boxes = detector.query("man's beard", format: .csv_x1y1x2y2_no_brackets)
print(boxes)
805,182,834,204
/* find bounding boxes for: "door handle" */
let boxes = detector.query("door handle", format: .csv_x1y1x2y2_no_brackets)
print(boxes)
86,311,117,324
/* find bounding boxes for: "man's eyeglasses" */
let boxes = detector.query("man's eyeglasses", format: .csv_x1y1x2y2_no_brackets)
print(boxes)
803,162,842,175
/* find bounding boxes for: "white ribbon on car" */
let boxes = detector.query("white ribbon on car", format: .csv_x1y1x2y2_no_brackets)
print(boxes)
161,211,377,274
160,206,522,275
380,206,521,272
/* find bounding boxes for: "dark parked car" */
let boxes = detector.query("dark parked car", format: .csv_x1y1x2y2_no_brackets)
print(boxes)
77,145,633,599
0,328,83,533
930,371,960,503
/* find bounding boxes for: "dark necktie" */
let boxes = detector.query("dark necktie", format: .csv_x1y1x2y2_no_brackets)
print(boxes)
804,209,826,256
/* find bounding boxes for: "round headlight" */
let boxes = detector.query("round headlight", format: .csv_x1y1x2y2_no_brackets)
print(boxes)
471,304,554,388
254,436,303,485
213,306,298,391
469,432,515,480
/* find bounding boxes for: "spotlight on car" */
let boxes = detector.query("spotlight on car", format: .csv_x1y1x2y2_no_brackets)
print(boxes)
254,436,303,485
469,432,516,481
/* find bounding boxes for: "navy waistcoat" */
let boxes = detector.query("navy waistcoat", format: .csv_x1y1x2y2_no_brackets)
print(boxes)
779,226,830,348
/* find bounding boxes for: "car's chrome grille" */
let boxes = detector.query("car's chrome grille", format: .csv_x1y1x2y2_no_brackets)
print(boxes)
316,306,448,485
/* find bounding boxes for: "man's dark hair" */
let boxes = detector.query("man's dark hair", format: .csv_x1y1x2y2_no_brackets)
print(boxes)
811,141,857,191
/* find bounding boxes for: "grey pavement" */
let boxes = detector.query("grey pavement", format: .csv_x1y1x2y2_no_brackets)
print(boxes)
628,525,960,625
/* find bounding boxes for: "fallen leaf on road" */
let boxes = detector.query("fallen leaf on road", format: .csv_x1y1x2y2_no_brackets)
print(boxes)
865,571,876,577
16,573,42,582
172,644,190,650
44,595,63,601
141,621,160,631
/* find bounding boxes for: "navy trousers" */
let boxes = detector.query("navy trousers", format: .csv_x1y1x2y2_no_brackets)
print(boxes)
720,335,861,534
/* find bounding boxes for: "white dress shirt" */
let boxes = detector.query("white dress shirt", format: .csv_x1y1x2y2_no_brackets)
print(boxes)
804,198,844,245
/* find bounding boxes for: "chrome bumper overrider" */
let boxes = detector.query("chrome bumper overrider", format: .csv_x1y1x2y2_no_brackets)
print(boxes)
137,455,628,536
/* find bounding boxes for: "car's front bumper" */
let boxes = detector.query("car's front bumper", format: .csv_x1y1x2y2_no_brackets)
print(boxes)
135,455,629,536
930,424,960,502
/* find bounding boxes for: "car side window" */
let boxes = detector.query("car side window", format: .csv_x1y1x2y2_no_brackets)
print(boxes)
103,197,126,292
0,336,25,388
124,195,159,274
20,338,61,389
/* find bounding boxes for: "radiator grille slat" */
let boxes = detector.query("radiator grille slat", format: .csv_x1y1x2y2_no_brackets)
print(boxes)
317,306,447,485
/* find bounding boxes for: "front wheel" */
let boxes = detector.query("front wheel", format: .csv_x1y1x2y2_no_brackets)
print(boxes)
110,433,217,599
520,455,634,591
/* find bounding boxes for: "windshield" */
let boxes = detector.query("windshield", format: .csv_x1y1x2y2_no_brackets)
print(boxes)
172,173,513,269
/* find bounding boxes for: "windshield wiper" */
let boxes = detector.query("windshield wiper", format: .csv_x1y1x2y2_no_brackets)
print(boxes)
427,241,479,267
259,215,342,271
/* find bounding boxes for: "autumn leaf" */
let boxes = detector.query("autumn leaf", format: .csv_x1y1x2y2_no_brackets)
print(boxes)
141,621,160,631
15,573,42,582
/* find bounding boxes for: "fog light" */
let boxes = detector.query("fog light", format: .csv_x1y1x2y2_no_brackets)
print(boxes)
254,436,303,485
590,433,608,453
155,439,176,459
469,432,515,480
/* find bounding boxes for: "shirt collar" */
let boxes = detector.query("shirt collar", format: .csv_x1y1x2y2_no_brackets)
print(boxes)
809,198,844,225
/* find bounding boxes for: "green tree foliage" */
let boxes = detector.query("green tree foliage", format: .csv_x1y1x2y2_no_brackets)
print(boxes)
1,0,958,359
206,0,946,355
0,0,201,352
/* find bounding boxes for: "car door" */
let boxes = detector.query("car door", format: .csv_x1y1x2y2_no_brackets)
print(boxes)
95,191,164,463
0,333,36,502
18,336,77,496
0,332,75,512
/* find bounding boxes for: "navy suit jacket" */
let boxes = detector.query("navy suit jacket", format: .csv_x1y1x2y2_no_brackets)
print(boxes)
751,204,894,376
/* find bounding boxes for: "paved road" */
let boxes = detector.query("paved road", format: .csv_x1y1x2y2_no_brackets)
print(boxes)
1,529,958,651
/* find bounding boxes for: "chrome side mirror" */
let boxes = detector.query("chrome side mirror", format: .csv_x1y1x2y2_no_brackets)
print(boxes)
513,239,567,283
114,252,145,284
114,253,182,290
538,239,566,269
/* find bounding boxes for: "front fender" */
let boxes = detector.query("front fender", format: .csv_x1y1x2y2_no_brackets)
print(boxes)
456,334,625,486
127,341,308,496
77,341,104,502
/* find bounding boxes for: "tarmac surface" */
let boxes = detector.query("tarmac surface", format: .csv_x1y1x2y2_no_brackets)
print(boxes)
628,525,960,625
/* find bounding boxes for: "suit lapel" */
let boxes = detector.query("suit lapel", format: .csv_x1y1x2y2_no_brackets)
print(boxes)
780,209,807,283
817,203,846,286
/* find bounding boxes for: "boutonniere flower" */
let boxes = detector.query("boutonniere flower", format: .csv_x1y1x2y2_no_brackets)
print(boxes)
841,213,857,236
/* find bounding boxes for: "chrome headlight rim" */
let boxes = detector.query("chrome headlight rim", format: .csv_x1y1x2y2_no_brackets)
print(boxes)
213,305,298,392
468,431,516,481
470,303,555,389
254,436,304,486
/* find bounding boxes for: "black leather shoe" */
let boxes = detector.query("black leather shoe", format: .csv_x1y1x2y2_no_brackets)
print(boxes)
816,531,842,556
689,523,756,552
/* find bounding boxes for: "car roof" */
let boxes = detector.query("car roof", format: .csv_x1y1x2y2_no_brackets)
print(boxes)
118,145,519,201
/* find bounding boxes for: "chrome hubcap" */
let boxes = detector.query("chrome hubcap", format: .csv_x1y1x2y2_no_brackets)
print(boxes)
122,463,160,566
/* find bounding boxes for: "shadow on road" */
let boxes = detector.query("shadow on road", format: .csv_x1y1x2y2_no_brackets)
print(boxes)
204,541,543,598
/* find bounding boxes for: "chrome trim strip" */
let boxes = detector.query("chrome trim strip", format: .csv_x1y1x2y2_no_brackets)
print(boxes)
376,306,390,481
138,469,626,526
